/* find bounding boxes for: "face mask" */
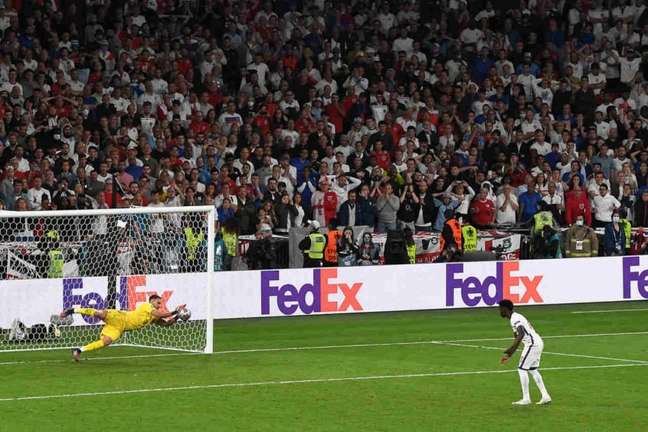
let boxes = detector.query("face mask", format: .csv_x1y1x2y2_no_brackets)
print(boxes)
612,216,620,223
575,219,584,226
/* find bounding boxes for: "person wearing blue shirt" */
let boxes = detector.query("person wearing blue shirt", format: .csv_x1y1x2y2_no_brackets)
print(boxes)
561,161,585,185
432,193,460,231
471,48,494,83
518,177,543,223
544,144,562,169
217,198,236,224
290,148,310,181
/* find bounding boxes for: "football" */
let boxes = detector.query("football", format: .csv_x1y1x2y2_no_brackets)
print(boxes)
177,307,191,322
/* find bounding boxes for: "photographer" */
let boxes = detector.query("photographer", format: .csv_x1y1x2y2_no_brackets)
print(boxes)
337,226,358,267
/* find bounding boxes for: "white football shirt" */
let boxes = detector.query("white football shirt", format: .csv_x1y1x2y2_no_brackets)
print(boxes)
510,312,542,346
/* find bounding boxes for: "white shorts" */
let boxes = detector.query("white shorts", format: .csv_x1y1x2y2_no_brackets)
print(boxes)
518,343,544,370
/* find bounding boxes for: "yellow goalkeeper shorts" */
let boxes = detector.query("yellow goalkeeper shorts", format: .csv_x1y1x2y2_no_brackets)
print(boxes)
100,310,126,342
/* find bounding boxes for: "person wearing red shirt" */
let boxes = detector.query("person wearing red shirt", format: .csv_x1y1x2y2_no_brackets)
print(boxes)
507,154,528,187
189,111,209,134
564,188,592,226
253,109,272,135
372,140,392,171
388,119,405,146
325,94,346,134
470,188,496,228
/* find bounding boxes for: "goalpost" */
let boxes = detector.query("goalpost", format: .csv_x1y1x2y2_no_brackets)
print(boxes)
0,206,215,354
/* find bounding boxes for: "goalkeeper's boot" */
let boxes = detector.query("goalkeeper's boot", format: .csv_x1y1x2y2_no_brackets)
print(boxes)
72,348,81,362
59,308,75,319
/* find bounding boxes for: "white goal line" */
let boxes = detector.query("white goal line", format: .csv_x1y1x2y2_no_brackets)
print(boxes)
1,330,647,367
571,309,648,314
1,363,646,402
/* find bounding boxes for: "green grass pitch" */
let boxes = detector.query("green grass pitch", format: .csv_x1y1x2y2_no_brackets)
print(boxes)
1,302,647,431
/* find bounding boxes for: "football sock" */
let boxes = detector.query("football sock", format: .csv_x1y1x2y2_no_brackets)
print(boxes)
81,339,105,352
75,308,97,316
518,369,530,401
529,369,550,399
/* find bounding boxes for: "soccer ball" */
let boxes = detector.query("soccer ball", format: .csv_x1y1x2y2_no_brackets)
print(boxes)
177,307,191,322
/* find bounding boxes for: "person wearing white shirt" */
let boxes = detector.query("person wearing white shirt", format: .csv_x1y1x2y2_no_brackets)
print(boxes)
517,67,535,101
377,5,396,33
612,147,632,173
618,50,642,87
593,184,621,227
530,131,552,156
459,24,484,51
594,112,610,140
532,79,553,106
0,69,22,94
587,64,607,96
27,177,51,210
343,67,369,95
496,184,518,224
542,182,564,212
588,5,609,37
392,28,414,54
247,53,270,88
330,174,361,209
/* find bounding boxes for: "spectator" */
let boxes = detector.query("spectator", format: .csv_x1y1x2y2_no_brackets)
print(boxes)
375,182,400,233
3,0,648,274
593,184,621,228
518,177,542,223
397,183,420,231
274,193,298,235
433,193,460,232
496,184,518,225
634,191,648,227
565,188,592,226
337,227,358,267
338,190,360,227
470,188,496,229
357,232,379,266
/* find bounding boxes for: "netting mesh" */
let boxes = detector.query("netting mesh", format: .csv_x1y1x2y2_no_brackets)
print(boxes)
0,207,212,353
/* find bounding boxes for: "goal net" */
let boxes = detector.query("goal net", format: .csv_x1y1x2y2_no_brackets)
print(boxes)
0,206,215,354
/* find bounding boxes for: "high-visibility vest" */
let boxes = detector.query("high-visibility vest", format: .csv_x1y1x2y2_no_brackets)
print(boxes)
620,219,632,249
222,230,238,257
307,233,326,259
184,227,205,261
324,230,341,263
533,211,554,233
446,219,462,250
462,224,478,251
406,243,416,264
48,250,64,278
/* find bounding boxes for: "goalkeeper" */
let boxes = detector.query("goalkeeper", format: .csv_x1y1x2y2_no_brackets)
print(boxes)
59,295,185,361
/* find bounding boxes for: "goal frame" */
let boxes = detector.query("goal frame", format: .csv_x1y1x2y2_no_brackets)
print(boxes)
0,205,215,354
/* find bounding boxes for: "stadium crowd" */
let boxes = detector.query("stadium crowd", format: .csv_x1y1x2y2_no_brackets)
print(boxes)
3,0,648,270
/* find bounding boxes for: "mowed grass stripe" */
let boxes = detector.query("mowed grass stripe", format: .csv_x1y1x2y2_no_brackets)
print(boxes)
1,363,646,402
1,330,647,366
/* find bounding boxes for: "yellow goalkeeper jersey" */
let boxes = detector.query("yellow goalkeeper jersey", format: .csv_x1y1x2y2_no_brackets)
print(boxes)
122,302,156,331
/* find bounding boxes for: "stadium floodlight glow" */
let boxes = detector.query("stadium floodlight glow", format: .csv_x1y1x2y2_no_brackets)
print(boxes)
0,206,215,354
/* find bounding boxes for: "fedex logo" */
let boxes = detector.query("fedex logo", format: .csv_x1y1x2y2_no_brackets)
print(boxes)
261,269,363,315
63,276,174,324
118,275,173,311
63,278,106,324
622,257,648,299
445,262,544,307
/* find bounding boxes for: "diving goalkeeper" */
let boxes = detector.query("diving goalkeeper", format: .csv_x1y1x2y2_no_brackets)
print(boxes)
59,295,185,361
